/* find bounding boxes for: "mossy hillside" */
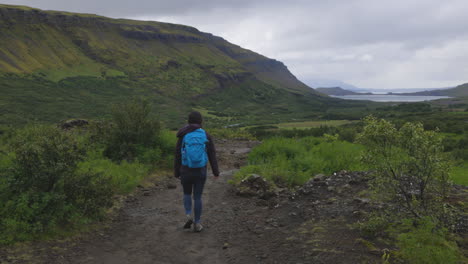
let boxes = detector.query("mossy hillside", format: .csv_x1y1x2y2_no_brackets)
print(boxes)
0,5,373,129
447,83,468,97
0,4,321,96
0,6,250,83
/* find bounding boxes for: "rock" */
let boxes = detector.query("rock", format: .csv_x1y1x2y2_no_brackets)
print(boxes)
352,210,365,217
167,183,177,189
327,186,335,192
143,191,151,196
222,243,229,249
236,174,278,199
60,119,89,130
289,193,297,200
313,173,326,181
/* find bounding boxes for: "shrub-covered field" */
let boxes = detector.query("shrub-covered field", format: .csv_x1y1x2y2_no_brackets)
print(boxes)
0,100,176,245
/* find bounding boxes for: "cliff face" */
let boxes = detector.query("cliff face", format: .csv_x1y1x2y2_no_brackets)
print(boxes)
0,4,327,127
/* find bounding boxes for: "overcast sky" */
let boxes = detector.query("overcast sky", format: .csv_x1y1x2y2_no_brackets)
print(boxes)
4,0,468,89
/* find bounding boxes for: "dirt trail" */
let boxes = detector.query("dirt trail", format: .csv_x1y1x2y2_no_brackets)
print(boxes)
38,140,257,264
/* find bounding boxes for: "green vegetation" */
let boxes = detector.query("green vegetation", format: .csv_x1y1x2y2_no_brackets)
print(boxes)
237,117,465,262
0,101,175,245
450,162,468,185
354,117,464,263
357,116,450,218
233,136,365,187
0,126,113,244
103,99,162,162
394,218,462,264
207,128,256,140
77,152,150,195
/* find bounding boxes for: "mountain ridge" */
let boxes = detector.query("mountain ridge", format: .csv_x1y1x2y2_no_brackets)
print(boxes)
0,4,314,94
315,87,372,96
0,4,354,128
389,84,468,97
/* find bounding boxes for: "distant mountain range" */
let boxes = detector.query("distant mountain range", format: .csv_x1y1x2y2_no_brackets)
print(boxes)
304,79,361,92
315,84,468,98
315,87,371,96
389,84,468,97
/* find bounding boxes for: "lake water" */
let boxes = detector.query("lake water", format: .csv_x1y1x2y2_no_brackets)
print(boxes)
330,95,452,102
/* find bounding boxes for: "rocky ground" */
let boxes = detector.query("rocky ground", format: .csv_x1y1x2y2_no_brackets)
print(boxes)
0,139,466,264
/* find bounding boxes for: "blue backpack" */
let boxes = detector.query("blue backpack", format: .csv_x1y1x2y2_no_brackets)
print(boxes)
182,128,208,168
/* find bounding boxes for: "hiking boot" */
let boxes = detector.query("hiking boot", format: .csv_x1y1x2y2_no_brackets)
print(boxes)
194,223,203,232
183,214,193,229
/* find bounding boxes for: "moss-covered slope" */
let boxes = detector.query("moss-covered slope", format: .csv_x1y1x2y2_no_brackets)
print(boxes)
0,4,355,128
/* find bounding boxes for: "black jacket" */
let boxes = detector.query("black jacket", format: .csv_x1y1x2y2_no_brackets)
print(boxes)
174,124,220,178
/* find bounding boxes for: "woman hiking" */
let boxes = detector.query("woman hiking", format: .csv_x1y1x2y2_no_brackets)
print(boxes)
174,111,220,232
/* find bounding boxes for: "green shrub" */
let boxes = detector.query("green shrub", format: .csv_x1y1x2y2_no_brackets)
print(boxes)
357,116,451,218
395,218,462,264
355,213,391,239
0,126,114,244
104,99,161,162
233,136,365,187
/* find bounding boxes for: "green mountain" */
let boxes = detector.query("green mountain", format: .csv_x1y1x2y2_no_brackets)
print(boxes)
0,4,364,129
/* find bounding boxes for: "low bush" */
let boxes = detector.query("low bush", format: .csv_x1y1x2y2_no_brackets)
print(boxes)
103,99,161,162
0,126,114,244
355,213,391,239
357,116,451,218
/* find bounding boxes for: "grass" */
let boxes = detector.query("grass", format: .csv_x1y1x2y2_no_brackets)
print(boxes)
77,154,150,194
233,136,366,187
450,162,468,186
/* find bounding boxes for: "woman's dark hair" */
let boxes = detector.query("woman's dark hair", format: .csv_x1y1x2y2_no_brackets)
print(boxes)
188,111,203,124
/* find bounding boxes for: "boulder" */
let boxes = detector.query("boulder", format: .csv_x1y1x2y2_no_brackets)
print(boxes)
236,174,277,199
60,119,89,130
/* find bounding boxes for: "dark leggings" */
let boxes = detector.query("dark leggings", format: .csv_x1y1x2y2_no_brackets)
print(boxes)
181,167,207,223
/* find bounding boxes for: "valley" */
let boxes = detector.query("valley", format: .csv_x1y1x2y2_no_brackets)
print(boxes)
0,3,467,264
